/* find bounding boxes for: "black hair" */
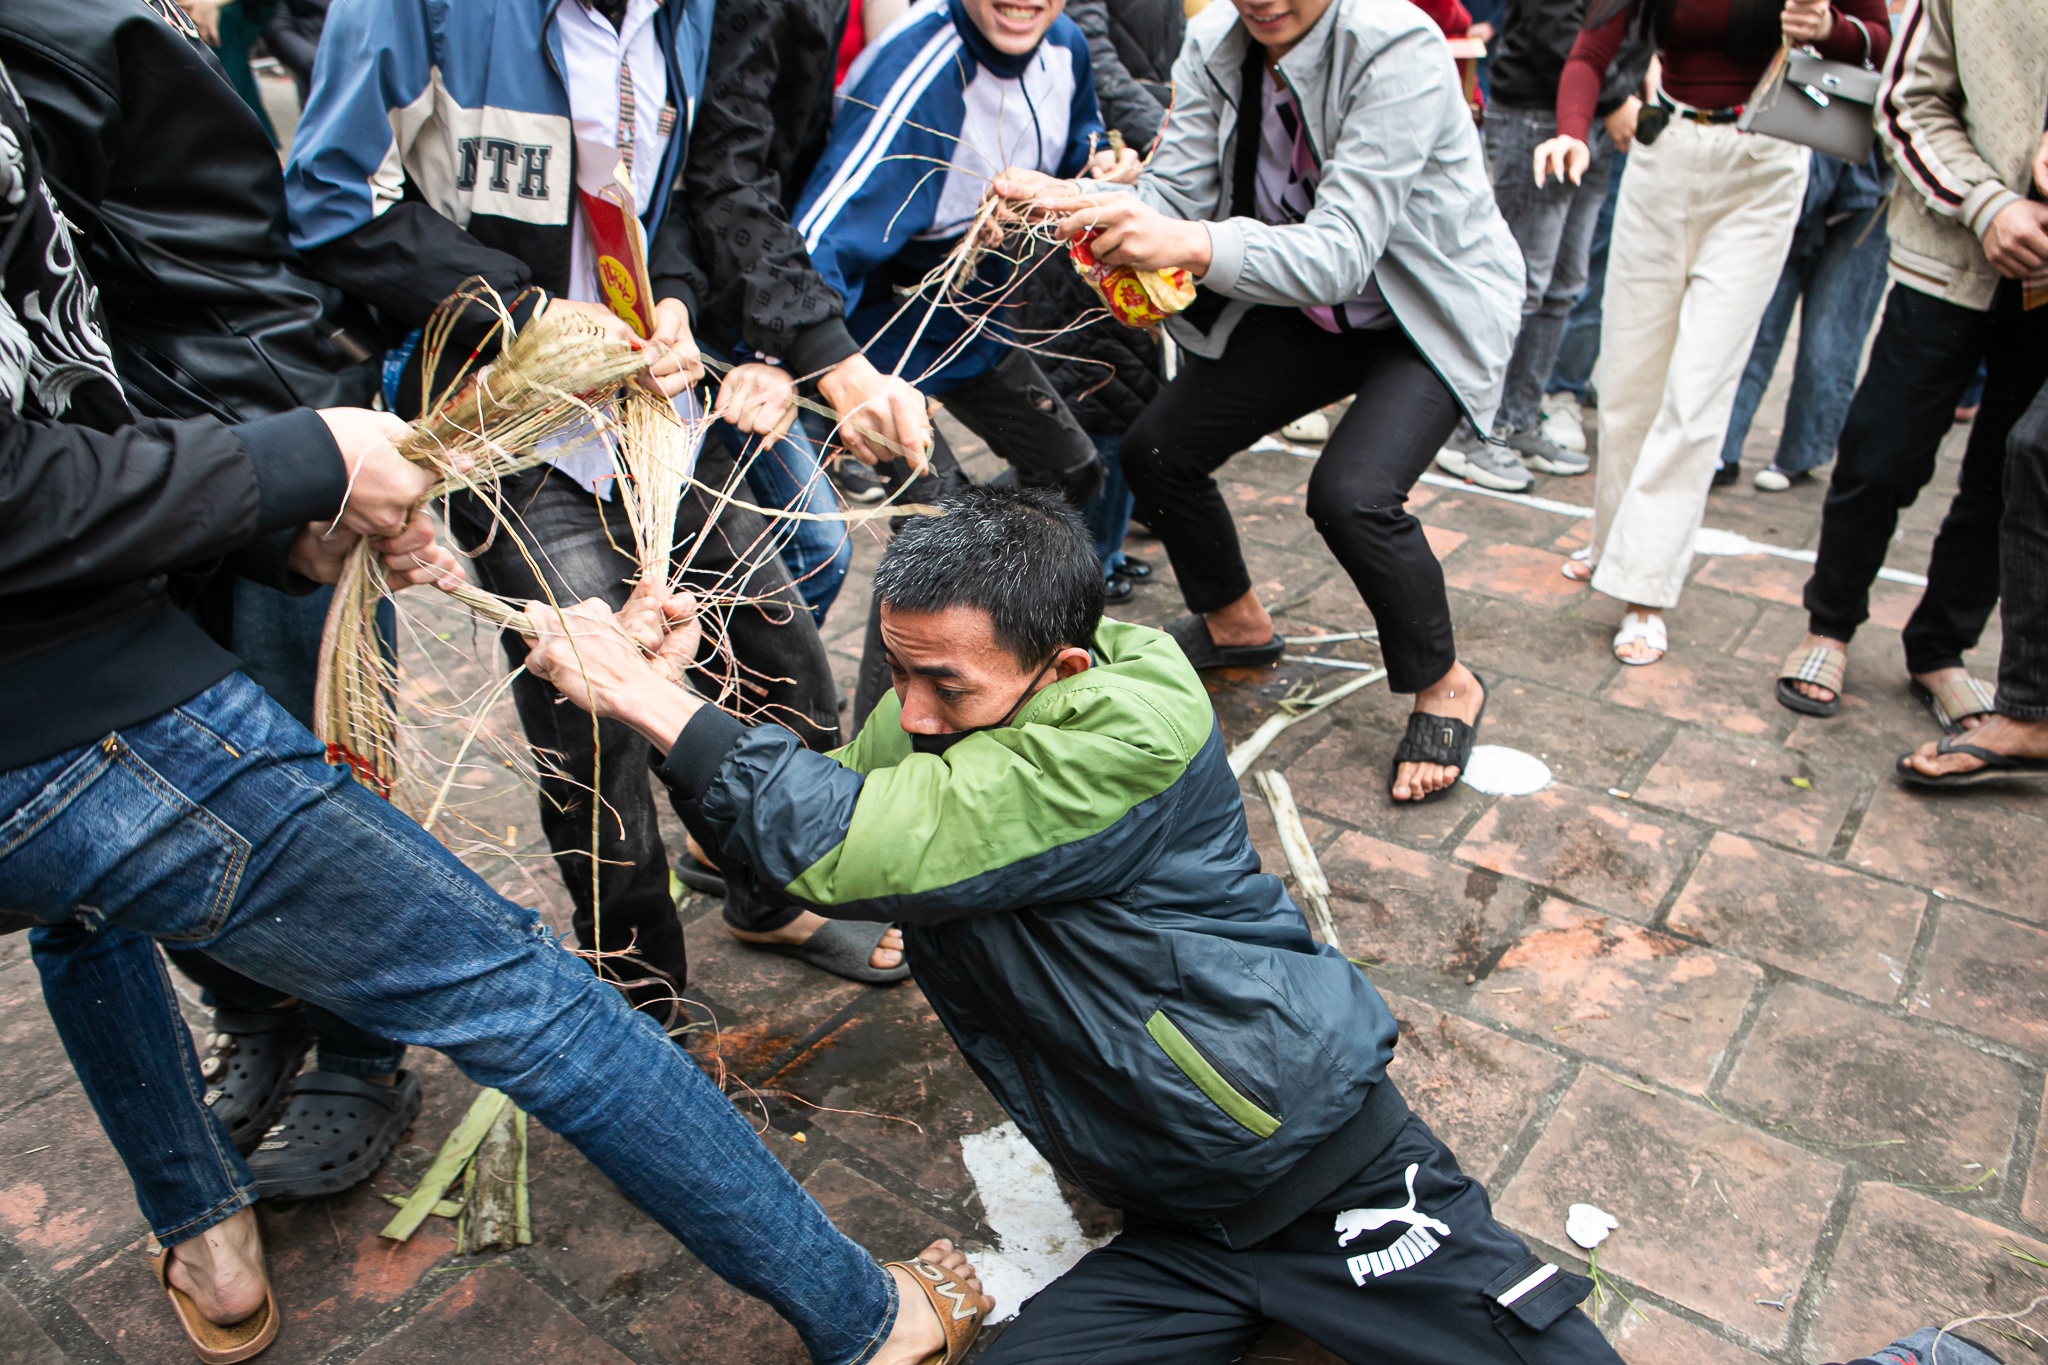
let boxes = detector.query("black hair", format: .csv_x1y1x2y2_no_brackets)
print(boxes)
1585,0,1782,60
872,483,1105,667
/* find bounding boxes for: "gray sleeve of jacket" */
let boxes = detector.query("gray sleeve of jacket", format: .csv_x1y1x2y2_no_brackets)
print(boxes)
1199,26,1455,308
1070,0,1168,146
1136,37,1227,224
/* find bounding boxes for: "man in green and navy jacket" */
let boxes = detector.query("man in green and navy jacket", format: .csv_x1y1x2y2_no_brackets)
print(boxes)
521,484,1619,1363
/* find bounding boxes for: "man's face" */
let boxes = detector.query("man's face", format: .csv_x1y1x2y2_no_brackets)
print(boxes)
960,0,1066,57
881,604,1081,736
1231,0,1333,54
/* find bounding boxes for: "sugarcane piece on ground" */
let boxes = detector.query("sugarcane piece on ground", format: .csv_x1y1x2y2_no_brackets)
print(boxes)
461,1095,524,1254
380,1087,509,1241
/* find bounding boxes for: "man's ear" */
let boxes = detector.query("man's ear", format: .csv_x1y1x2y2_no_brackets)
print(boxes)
1051,645,1093,681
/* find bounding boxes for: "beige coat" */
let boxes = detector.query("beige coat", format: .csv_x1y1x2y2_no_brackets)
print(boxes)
1874,0,2048,310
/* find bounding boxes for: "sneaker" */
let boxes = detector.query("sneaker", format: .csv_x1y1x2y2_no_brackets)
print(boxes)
1711,462,1741,488
1280,410,1332,444
1435,430,1534,492
1752,466,1812,492
1500,425,1590,476
829,459,886,506
1538,392,1588,453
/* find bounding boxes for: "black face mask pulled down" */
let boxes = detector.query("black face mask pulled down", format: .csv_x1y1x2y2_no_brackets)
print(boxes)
906,660,1055,757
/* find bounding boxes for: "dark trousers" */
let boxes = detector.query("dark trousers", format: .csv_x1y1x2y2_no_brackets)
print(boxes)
2001,376,2048,719
1805,282,2048,672
981,1115,1617,1365
448,444,839,989
1121,308,1465,694
848,350,1102,727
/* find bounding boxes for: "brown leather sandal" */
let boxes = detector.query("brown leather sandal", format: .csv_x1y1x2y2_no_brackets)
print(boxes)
151,1240,278,1364
883,1255,988,1365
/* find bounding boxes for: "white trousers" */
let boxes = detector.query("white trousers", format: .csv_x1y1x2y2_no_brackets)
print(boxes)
1589,121,1809,609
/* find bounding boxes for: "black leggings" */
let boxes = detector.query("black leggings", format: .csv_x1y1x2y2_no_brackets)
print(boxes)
1122,308,1464,694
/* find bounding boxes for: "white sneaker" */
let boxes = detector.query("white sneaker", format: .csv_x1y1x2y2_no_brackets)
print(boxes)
1280,410,1332,444
1539,392,1587,454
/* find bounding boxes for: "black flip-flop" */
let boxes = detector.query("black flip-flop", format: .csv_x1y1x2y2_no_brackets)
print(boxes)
1165,614,1283,671
738,919,911,984
198,1007,312,1155
1895,734,2048,790
247,1071,422,1200
1390,671,1488,804
673,856,728,899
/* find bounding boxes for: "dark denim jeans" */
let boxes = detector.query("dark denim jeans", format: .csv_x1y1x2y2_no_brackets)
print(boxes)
1546,150,1626,402
1484,106,1614,435
160,581,409,1078
1081,432,1134,577
1717,201,1890,474
2000,373,2048,719
2,674,895,1363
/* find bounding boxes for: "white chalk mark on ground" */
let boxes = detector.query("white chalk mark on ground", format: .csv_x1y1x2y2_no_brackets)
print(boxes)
1461,745,1553,796
959,1122,1110,1324
1249,437,1931,590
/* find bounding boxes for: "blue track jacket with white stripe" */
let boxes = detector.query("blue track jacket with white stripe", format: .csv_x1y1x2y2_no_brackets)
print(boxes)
793,0,1105,392
281,0,714,404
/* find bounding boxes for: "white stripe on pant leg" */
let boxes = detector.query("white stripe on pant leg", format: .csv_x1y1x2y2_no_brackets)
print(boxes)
1591,124,1809,609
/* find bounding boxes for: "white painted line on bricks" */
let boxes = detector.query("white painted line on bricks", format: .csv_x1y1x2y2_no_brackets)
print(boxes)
958,1122,1111,1324
1247,437,1931,590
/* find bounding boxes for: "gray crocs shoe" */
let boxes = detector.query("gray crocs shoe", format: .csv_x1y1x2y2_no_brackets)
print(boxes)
1500,425,1590,476
1435,430,1533,493
1844,1326,2004,1365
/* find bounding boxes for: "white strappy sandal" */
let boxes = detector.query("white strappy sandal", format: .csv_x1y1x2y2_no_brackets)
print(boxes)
1613,610,1667,666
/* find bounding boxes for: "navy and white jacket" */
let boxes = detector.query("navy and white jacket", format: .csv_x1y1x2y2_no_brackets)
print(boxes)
281,0,714,406
793,0,1105,392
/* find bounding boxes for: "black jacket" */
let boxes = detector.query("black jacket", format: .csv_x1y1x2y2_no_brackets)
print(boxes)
683,0,863,379
1488,0,1653,116
1018,0,1185,431
0,73,344,773
0,0,378,426
263,0,331,98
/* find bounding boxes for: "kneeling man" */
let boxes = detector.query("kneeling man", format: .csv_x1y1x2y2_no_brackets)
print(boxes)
524,485,1619,1363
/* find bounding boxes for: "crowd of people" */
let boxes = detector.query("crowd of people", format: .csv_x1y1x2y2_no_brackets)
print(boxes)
0,0,2044,1357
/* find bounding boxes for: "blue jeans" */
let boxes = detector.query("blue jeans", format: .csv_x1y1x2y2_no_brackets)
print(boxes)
3,674,895,1364
1484,107,1614,434
161,581,411,1078
1718,203,1890,473
1547,149,1627,402
1080,432,1134,577
739,414,852,625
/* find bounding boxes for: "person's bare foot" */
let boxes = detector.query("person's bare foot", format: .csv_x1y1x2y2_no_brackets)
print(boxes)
1202,589,1275,648
1393,660,1483,802
729,912,904,971
1901,714,2048,778
1910,664,1993,730
871,1240,991,1365
1786,632,1848,706
164,1207,268,1325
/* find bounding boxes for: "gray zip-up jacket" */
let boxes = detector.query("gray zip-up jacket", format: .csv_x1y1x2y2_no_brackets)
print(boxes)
1137,0,1522,428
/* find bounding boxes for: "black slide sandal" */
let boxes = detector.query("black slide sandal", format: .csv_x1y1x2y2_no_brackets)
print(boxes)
1165,614,1283,671
1895,735,2048,790
1389,671,1488,803
198,1007,312,1155
248,1071,422,1200
738,919,912,984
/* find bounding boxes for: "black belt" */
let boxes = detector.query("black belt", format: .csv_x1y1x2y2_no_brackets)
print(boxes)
1656,92,1744,124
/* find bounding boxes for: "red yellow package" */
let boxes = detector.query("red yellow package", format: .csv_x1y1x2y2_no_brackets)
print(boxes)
1069,230,1196,328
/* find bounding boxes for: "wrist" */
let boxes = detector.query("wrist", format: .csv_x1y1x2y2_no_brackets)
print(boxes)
617,680,702,755
1178,219,1213,275
820,353,879,406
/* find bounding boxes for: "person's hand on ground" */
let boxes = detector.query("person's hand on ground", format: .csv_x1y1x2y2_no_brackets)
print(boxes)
1087,144,1143,185
1983,199,2048,279
1780,0,1834,44
318,408,435,539
1040,193,1213,274
817,353,931,471
713,362,799,442
1603,95,1642,154
1532,134,1590,187
542,296,640,344
646,297,705,396
177,0,223,45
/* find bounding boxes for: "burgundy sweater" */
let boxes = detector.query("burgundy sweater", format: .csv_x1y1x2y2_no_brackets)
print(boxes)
1556,0,1889,141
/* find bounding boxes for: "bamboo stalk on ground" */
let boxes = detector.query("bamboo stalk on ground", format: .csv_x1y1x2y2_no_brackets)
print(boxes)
1253,771,1343,953
381,1087,509,1242
461,1099,524,1254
